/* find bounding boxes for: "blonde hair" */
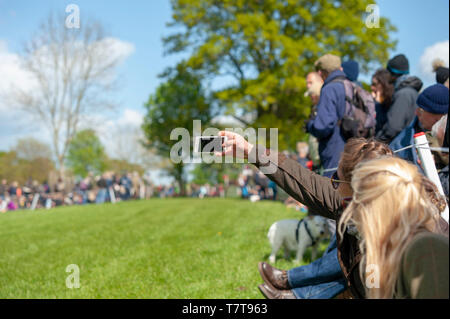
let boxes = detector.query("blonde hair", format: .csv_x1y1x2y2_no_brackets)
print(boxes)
338,157,441,299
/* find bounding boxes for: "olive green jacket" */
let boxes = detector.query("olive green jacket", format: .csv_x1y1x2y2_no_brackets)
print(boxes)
395,232,449,299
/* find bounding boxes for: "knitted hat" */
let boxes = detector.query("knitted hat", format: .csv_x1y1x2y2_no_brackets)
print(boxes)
342,60,359,82
416,84,449,114
432,59,449,84
314,54,342,73
387,54,409,75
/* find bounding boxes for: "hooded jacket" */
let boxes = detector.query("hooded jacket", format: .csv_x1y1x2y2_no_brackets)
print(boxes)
375,75,423,144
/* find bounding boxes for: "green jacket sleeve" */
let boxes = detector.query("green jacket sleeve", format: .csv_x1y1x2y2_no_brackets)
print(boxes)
250,145,343,220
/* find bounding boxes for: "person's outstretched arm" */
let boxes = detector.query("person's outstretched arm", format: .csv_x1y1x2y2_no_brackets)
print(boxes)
217,131,342,220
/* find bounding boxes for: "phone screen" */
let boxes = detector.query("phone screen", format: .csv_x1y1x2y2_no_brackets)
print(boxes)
197,136,224,153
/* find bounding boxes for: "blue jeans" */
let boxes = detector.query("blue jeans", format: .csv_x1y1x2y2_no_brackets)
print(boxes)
288,235,347,299
96,188,107,204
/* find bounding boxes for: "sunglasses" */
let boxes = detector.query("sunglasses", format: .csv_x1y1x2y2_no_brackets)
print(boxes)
331,171,351,189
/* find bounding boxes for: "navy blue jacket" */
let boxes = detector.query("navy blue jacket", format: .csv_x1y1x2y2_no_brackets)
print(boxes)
307,70,346,176
389,116,425,174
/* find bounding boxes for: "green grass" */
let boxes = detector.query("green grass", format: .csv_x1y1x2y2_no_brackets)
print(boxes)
0,198,328,299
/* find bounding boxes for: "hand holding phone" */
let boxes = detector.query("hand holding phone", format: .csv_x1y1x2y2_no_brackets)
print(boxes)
194,136,228,154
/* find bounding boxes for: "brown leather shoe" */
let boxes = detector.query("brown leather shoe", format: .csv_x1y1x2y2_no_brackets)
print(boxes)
258,262,291,290
258,283,296,299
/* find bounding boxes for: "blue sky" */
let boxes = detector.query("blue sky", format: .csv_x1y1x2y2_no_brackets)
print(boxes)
1,0,448,119
0,0,448,183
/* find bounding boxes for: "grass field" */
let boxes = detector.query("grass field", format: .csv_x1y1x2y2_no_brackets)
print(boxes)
0,198,329,299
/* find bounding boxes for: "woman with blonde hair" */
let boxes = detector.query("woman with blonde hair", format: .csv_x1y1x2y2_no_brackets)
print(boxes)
338,157,449,298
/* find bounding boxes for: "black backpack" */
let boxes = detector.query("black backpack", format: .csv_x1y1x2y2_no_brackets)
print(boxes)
332,77,376,140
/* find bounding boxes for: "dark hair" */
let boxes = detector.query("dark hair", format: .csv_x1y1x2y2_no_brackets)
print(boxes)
372,68,394,107
339,138,394,182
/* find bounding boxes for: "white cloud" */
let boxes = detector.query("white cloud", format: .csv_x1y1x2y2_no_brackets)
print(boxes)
419,40,449,82
91,108,145,160
0,37,135,152
0,40,37,111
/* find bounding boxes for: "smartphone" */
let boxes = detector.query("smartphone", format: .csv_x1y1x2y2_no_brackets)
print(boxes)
194,136,227,153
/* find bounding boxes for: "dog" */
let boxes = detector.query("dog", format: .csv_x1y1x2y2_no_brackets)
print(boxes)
267,215,330,264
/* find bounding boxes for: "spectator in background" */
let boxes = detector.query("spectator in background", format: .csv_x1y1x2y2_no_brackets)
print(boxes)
296,142,310,169
95,175,108,204
391,83,449,170
375,54,423,143
120,173,132,200
371,69,395,135
433,58,449,88
307,54,347,177
254,171,269,199
238,172,249,199
304,72,323,169
0,197,7,213
431,114,449,202
56,178,65,195
342,60,362,87
0,179,7,200
8,181,17,196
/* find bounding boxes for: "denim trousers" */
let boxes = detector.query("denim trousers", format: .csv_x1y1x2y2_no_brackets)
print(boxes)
287,235,347,299
96,188,107,204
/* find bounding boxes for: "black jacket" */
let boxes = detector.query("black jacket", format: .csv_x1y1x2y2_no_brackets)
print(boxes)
375,76,423,143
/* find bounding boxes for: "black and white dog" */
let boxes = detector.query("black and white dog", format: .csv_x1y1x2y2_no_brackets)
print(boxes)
267,216,330,264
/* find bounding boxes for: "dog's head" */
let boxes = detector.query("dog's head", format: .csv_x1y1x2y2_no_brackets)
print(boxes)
305,215,330,239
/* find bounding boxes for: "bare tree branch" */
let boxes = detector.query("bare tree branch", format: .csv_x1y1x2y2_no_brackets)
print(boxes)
6,12,128,179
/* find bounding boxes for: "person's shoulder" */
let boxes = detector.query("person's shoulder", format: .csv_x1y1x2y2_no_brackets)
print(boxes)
404,232,449,262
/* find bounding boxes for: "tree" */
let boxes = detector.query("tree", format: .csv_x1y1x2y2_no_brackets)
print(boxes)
105,158,146,177
164,0,397,149
6,12,132,178
11,138,55,183
109,125,165,172
0,138,54,184
13,137,53,162
142,64,216,195
66,129,108,177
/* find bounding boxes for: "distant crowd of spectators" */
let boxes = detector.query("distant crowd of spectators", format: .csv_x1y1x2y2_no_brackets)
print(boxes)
0,171,153,213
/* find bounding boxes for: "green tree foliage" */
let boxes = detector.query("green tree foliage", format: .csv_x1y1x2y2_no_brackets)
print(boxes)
0,138,55,184
164,0,397,150
66,129,108,177
142,64,216,195
105,159,146,177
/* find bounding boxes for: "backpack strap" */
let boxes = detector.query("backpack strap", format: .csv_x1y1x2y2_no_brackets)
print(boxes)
329,76,354,120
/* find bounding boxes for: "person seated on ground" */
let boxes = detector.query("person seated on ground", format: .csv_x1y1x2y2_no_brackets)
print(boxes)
375,54,423,144
217,132,449,299
284,196,308,213
257,138,395,299
338,157,448,298
390,83,449,170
